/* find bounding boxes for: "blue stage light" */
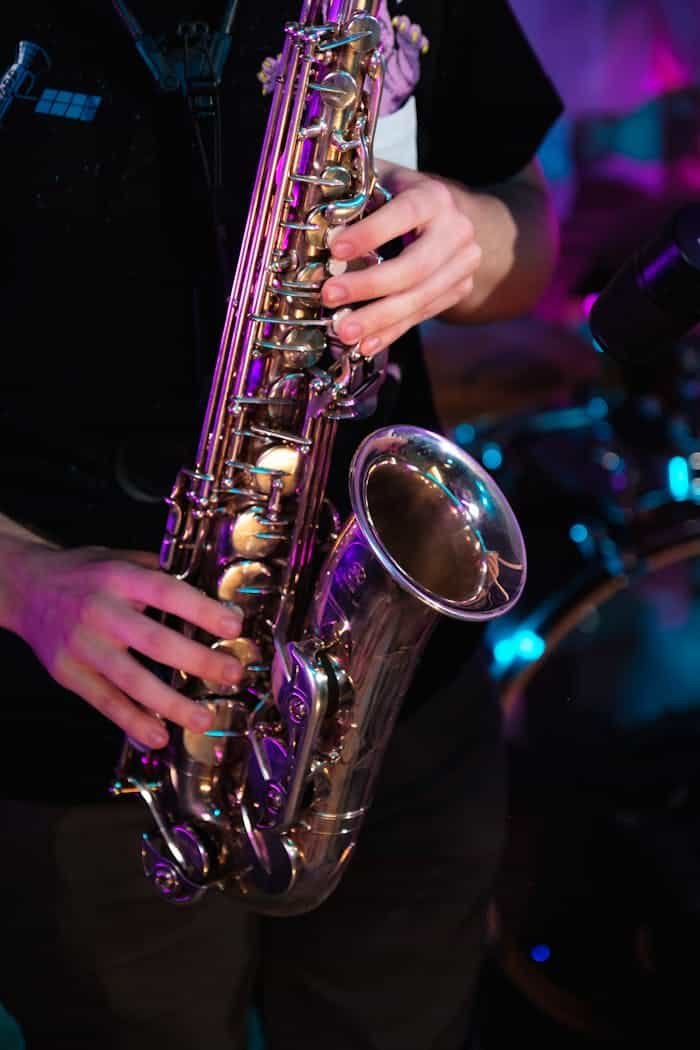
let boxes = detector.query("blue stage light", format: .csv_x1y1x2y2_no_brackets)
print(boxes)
516,631,546,660
569,523,589,544
668,456,690,501
587,396,608,420
454,422,475,446
493,638,515,666
493,629,546,668
530,944,551,963
482,443,503,471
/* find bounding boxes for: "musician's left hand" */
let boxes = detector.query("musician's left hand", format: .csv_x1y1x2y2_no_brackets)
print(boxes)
321,160,482,357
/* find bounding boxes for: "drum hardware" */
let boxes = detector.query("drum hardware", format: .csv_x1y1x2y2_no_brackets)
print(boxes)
453,383,700,1042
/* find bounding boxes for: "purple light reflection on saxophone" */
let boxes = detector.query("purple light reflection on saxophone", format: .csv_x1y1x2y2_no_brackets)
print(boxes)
326,0,350,23
246,355,266,396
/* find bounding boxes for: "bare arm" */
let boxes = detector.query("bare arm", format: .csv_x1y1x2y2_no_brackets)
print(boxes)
437,159,560,324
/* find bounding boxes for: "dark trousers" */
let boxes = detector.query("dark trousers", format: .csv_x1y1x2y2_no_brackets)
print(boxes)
0,661,505,1050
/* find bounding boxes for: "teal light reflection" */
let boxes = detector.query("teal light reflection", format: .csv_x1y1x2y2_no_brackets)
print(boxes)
493,629,546,669
668,456,690,501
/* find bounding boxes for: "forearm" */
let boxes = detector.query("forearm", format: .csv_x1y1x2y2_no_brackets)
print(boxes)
439,160,560,324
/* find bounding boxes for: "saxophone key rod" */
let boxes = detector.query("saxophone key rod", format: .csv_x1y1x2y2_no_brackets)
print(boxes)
229,396,298,407
230,425,312,449
196,28,307,473
249,314,331,327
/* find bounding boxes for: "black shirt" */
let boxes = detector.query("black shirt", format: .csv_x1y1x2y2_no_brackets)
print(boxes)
1,1,562,802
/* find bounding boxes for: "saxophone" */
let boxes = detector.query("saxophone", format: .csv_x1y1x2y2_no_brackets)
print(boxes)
112,0,526,916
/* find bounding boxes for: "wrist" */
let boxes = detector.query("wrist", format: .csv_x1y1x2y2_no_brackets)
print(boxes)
0,518,59,635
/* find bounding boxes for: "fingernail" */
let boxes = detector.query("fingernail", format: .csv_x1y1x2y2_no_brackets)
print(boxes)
220,608,243,634
324,283,345,305
331,308,356,343
341,321,361,341
224,660,242,684
363,336,381,355
149,728,169,749
332,240,352,259
191,707,213,731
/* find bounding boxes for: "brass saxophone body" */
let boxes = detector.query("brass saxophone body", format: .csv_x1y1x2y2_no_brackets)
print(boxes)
112,0,526,915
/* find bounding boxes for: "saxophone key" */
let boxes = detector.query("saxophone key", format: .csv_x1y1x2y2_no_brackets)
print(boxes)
290,166,350,197
308,71,357,108
248,423,312,449
202,638,263,694
281,325,326,368
216,560,278,610
232,508,283,557
183,699,248,764
254,446,300,497
253,326,326,368
266,374,308,427
266,284,321,302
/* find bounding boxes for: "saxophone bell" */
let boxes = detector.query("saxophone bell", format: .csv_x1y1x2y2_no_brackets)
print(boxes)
346,425,526,619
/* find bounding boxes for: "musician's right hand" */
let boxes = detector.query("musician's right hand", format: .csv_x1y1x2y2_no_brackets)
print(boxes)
3,540,243,748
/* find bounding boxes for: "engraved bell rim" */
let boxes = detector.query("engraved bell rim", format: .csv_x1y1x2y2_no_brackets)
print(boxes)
348,425,527,620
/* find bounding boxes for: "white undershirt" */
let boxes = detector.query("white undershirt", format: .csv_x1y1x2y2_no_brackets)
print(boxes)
374,95,418,170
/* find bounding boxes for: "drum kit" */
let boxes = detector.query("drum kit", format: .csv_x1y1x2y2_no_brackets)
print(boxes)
440,204,700,1043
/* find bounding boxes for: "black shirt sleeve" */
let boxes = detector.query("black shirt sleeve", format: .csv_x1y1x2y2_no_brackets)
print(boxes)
418,0,564,187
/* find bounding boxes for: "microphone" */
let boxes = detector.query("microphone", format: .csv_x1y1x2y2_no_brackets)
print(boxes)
589,203,700,365
0,40,51,127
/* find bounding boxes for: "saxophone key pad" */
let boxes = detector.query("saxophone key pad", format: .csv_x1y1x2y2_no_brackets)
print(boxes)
216,559,276,610
202,637,263,694
183,699,247,763
254,446,300,497
231,508,281,557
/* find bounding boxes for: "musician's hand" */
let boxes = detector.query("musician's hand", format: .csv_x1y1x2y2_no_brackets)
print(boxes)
6,544,243,748
322,160,482,356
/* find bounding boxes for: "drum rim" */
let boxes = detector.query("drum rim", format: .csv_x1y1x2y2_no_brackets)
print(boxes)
499,515,700,729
